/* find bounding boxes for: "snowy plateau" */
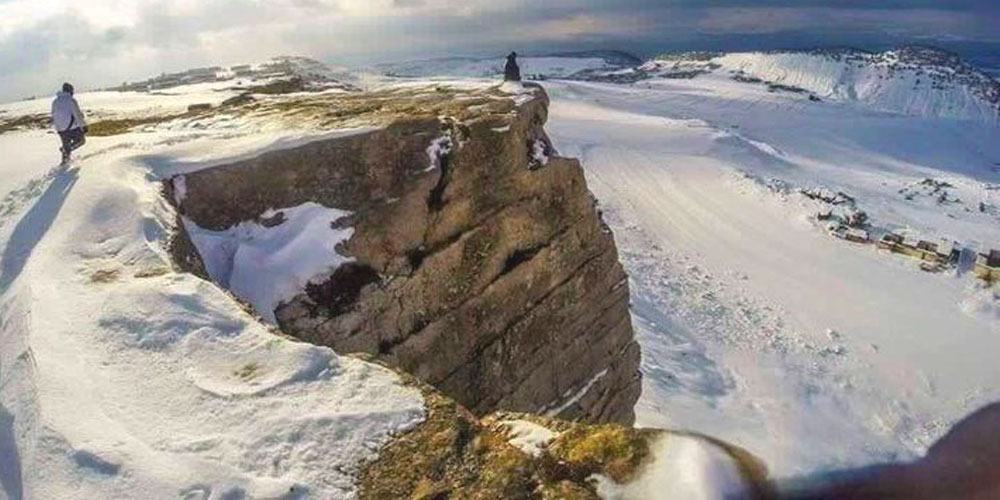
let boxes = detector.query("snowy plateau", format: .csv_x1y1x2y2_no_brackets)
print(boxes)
0,47,999,498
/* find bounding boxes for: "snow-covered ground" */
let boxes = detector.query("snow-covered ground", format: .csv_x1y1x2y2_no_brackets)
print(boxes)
634,48,1000,124
545,71,1000,478
0,105,424,498
0,85,241,122
370,55,616,80
3,48,1000,497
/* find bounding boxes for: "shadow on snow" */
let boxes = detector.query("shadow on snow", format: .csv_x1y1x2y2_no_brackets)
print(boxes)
0,167,79,294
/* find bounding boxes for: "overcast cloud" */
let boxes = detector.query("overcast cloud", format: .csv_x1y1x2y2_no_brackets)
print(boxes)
0,0,997,101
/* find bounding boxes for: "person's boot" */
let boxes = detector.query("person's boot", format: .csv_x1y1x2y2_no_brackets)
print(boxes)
60,147,70,166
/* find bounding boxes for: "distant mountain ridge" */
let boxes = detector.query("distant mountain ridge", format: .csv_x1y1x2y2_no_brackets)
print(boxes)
370,50,643,80
620,46,1000,123
104,46,1000,123
112,56,356,93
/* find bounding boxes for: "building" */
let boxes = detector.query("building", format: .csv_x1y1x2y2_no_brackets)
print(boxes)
844,228,870,244
934,240,958,263
877,233,903,251
975,250,1000,281
877,233,958,265
830,224,870,244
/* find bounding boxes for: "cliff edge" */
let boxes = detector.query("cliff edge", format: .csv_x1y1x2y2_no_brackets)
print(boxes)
168,82,641,424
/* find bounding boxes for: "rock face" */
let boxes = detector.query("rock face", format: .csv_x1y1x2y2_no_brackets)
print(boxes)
169,84,641,424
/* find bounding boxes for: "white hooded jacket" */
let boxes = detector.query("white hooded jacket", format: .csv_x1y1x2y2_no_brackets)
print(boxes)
51,91,86,132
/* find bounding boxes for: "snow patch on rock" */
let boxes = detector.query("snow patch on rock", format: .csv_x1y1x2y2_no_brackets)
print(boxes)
425,132,453,172
499,81,538,105
544,368,608,417
171,175,187,205
500,420,558,457
185,202,353,322
531,139,550,167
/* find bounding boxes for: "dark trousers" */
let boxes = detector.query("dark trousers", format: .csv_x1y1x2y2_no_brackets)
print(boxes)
58,128,86,159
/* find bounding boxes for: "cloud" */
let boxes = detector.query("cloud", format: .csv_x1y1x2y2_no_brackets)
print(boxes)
525,13,655,41
692,7,992,37
0,0,996,101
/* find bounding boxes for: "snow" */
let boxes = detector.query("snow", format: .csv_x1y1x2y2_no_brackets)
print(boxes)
544,368,608,418
960,285,1000,326
634,50,1000,123
591,434,749,500
373,56,613,80
146,127,376,177
425,132,453,171
714,51,999,123
0,87,239,120
4,52,1000,497
171,174,187,205
499,420,557,458
498,81,539,105
544,75,1000,477
0,91,424,498
184,202,354,323
531,139,550,167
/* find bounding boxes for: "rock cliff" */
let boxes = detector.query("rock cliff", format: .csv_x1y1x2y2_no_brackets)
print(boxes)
167,83,641,424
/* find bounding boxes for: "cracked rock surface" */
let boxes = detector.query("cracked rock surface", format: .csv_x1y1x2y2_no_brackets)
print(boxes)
169,83,641,424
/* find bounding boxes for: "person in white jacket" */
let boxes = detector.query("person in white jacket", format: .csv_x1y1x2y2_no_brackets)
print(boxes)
51,82,87,164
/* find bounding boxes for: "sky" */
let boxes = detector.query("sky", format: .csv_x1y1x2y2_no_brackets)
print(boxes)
0,0,998,101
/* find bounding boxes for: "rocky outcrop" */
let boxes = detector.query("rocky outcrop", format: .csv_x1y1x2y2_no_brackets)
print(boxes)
168,83,641,424
358,363,771,499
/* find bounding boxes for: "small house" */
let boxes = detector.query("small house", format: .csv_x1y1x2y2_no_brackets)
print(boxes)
975,249,1000,281
877,233,903,251
894,236,925,259
830,225,870,244
879,233,958,266
844,228,870,244
914,240,945,264
934,239,959,263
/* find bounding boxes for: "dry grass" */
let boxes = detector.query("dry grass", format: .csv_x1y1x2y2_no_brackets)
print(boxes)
233,362,260,380
88,113,190,136
358,363,659,499
89,268,121,283
549,424,650,483
133,266,170,279
0,113,49,135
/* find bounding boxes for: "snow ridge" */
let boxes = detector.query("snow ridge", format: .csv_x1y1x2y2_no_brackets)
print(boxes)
0,128,424,499
624,47,1000,123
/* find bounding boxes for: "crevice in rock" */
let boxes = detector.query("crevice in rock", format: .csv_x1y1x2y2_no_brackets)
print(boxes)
500,243,547,277
406,247,426,273
304,262,381,316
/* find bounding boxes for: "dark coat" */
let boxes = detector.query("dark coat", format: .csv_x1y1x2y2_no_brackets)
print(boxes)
504,53,521,82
